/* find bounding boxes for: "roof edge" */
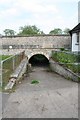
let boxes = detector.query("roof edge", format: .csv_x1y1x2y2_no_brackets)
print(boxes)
69,23,80,35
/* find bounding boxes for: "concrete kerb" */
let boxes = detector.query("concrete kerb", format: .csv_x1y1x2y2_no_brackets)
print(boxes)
5,57,28,90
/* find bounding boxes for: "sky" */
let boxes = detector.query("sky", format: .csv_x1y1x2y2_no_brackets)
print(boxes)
0,0,79,34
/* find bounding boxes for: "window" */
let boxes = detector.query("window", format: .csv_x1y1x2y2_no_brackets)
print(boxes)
77,32,79,43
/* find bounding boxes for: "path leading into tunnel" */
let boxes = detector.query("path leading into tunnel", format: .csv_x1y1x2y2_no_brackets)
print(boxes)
2,66,78,118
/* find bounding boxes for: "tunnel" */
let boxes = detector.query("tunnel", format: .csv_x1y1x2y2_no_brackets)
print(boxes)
29,54,49,66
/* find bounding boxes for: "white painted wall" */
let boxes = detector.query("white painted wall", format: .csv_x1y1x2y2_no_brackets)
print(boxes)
79,32,80,51
72,33,79,52
71,1,80,52
78,1,80,23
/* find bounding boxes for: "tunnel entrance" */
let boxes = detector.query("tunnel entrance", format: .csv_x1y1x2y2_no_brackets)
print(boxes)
29,54,49,66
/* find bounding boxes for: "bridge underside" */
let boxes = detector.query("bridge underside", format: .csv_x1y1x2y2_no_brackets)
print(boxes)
29,54,49,66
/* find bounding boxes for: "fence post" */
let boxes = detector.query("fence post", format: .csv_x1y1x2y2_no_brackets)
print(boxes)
0,62,2,87
12,57,15,70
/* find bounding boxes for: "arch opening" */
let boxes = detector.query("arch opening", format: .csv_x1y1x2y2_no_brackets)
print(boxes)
29,54,49,66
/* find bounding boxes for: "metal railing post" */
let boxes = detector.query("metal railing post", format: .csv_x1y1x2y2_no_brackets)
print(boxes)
12,57,15,70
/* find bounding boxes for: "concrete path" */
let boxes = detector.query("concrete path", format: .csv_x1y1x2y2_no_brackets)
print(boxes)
0,92,2,120
2,67,78,118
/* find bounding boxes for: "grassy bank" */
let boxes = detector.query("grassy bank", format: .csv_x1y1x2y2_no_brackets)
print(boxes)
0,55,11,61
52,51,80,73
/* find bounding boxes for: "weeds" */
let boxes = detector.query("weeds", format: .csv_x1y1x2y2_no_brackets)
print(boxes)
31,80,39,84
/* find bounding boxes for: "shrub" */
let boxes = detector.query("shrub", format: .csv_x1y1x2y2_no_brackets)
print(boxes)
60,48,65,51
31,80,39,84
52,51,80,73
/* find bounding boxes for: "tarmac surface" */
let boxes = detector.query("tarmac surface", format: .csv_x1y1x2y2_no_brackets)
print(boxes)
2,66,78,118
0,92,2,120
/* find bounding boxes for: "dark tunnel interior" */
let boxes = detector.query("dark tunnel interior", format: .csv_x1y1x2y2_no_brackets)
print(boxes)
29,54,49,66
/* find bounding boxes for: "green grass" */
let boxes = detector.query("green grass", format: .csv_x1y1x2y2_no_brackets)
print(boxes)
0,86,2,92
52,52,79,63
1,53,25,90
2,56,13,89
0,55,12,90
0,55,11,61
31,80,39,84
52,51,80,73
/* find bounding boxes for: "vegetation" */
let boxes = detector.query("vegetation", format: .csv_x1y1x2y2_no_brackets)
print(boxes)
2,53,24,90
60,48,65,51
52,51,80,73
49,28,62,35
49,28,70,35
18,25,44,35
52,51,80,63
31,80,39,84
3,29,16,36
0,55,11,61
63,28,70,35
0,55,11,91
1,55,11,60
2,25,70,36
2,57,13,90
0,85,2,91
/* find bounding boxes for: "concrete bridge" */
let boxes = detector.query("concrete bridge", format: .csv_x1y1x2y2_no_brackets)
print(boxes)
0,35,71,61
25,48,52,60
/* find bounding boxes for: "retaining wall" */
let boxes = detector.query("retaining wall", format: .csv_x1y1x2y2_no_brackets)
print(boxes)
5,57,29,90
50,59,80,82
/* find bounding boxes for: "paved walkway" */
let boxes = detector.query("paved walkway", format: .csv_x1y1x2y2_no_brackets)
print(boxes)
2,67,78,118
0,92,2,120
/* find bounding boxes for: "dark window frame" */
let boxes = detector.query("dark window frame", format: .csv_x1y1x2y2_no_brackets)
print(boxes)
77,32,79,43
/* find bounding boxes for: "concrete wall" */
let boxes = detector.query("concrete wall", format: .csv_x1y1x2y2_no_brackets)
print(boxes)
1,35,71,49
50,59,79,82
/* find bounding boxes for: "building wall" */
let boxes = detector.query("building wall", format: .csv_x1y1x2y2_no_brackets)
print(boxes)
78,1,80,23
72,33,80,52
71,1,80,52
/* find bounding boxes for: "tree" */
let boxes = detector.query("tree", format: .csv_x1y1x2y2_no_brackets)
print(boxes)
3,29,16,36
49,28,62,35
18,25,45,35
63,28,70,34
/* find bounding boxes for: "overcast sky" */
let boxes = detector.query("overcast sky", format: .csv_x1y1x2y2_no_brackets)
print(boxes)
0,0,79,34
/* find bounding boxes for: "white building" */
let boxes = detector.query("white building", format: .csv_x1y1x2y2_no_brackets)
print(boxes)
69,1,80,52
78,1,80,23
69,23,80,52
